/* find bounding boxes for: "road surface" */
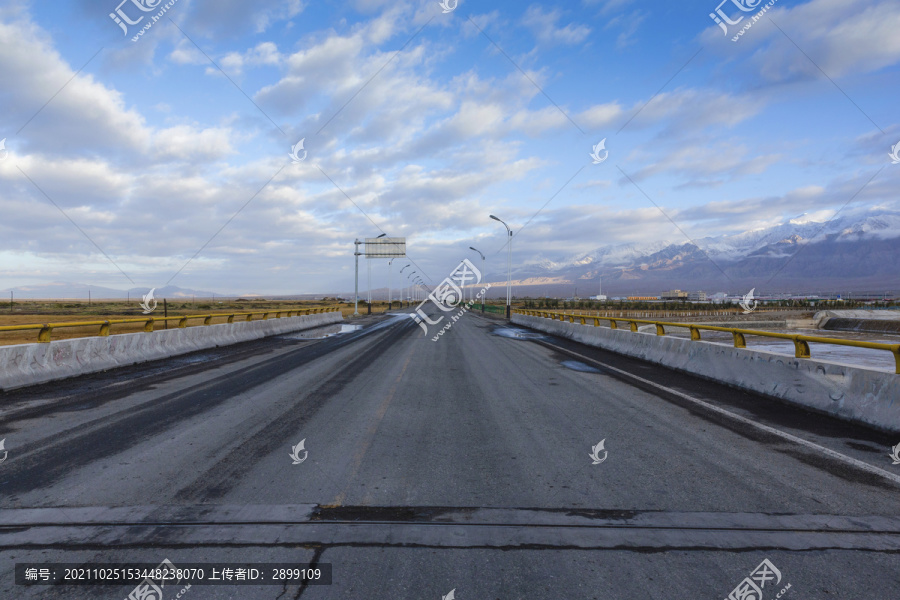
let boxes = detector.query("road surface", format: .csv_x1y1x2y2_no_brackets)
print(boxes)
1,311,898,599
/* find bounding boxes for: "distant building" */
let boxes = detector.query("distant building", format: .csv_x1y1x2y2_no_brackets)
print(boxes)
688,291,707,302
627,296,659,301
590,295,607,300
661,290,688,300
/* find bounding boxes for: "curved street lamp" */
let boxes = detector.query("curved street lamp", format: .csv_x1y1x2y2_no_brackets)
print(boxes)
490,215,512,318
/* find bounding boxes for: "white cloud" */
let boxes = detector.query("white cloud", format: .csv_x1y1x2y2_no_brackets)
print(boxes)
1,0,896,294
0,18,151,156
624,141,782,183
152,125,236,160
521,5,592,45
702,0,900,84
180,0,305,39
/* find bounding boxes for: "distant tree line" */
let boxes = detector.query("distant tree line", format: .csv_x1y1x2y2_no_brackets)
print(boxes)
518,298,899,311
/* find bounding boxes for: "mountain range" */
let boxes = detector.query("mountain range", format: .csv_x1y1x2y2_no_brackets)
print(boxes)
2,284,228,300
503,211,900,297
4,212,899,300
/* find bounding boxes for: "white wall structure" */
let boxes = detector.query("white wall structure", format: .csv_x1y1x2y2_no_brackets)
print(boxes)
513,313,900,434
0,311,343,391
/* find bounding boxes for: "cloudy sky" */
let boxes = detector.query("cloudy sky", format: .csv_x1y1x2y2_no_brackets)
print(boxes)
0,0,898,296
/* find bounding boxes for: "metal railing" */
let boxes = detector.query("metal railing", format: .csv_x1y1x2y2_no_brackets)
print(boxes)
522,307,789,319
515,310,900,374
0,308,339,344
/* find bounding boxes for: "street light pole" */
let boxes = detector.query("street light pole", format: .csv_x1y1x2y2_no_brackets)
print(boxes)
400,264,410,307
490,215,512,319
370,233,386,308
470,246,485,312
354,239,361,315
388,258,396,310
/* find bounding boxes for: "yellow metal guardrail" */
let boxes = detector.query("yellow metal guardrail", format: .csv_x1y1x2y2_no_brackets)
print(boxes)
0,308,339,344
515,310,900,374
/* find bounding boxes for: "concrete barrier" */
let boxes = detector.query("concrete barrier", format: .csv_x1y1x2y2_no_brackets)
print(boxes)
0,311,343,392
513,313,900,434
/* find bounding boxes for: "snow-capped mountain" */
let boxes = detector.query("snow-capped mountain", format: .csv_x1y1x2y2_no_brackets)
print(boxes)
509,211,900,295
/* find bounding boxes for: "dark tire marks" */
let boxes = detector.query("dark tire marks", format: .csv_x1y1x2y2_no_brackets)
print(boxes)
173,319,416,502
0,319,413,497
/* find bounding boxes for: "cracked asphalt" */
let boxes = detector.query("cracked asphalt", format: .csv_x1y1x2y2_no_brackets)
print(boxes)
0,310,898,599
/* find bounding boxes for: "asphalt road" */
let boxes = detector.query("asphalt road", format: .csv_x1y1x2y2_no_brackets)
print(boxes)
0,310,898,599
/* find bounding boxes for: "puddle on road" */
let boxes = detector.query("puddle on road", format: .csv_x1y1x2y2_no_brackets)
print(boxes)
560,360,601,373
282,324,362,340
493,327,545,340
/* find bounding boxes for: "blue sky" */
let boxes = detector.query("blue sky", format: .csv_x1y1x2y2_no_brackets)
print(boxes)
0,0,898,295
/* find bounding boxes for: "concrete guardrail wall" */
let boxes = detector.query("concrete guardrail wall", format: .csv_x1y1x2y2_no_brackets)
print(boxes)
512,313,900,434
0,311,343,392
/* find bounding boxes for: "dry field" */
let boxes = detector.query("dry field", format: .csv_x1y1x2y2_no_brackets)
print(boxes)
0,299,793,346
